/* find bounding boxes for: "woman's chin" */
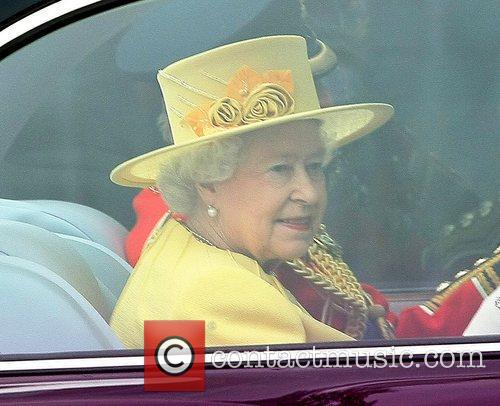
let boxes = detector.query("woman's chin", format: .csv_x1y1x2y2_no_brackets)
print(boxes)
274,241,311,261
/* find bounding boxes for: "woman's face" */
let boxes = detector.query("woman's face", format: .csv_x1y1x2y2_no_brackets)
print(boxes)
210,120,328,262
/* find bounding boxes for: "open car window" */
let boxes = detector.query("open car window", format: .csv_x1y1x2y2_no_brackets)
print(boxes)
0,0,498,357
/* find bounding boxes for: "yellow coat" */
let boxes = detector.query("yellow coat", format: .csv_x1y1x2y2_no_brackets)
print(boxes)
110,217,352,348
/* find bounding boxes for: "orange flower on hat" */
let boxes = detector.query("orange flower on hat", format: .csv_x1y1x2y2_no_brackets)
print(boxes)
185,66,295,137
225,66,264,102
262,70,294,93
183,101,213,136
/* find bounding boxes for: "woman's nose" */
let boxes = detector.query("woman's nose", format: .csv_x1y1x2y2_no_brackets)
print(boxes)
289,167,322,205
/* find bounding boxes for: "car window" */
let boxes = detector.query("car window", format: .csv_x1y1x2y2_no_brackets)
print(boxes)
0,0,498,355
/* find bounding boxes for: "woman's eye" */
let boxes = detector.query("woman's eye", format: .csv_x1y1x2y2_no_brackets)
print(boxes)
270,164,292,174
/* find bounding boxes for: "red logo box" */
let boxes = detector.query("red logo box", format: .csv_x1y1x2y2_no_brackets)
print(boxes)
144,320,205,391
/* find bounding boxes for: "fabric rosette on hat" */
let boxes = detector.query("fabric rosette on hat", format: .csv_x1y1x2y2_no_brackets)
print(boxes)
184,66,295,136
242,83,295,123
110,35,394,188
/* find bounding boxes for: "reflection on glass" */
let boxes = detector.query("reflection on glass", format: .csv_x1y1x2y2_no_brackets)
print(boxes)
0,0,498,354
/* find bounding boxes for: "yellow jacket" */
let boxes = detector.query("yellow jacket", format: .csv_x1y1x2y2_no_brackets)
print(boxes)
110,217,352,348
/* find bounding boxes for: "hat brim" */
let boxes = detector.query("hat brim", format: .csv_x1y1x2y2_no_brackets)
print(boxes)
110,103,394,187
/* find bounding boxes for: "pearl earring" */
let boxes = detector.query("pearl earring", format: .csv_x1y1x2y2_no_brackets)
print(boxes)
207,204,218,218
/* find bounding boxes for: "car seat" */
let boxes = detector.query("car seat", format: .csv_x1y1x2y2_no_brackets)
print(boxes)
0,219,113,320
0,198,128,258
0,255,124,354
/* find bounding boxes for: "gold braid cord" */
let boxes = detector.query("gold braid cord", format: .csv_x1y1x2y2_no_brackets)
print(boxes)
287,225,395,340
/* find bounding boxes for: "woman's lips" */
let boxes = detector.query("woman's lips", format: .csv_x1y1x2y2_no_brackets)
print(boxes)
276,217,312,231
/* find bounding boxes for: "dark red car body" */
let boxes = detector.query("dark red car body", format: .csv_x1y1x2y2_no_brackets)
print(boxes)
1,338,499,404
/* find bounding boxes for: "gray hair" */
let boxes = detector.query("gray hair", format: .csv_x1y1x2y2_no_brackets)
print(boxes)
157,137,244,216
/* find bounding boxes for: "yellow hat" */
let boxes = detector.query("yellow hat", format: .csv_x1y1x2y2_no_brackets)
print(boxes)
111,35,393,187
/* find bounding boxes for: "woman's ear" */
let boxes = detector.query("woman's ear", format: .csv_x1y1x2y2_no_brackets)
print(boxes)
195,183,216,206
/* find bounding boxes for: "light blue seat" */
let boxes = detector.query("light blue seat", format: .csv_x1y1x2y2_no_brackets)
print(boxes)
0,200,132,353
57,233,132,300
0,205,90,239
0,198,128,258
0,255,124,354
0,220,112,320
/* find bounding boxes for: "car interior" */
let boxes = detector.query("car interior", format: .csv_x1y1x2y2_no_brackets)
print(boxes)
0,0,498,354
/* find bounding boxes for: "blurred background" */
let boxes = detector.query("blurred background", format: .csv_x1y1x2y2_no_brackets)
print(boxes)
1,0,498,289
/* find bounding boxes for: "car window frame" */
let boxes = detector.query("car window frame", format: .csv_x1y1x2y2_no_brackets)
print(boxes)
0,0,499,370
1,335,499,373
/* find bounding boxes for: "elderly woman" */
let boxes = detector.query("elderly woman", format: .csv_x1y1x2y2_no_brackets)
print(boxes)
109,36,393,348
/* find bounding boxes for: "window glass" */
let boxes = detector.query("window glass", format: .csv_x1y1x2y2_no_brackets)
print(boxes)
0,0,498,354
